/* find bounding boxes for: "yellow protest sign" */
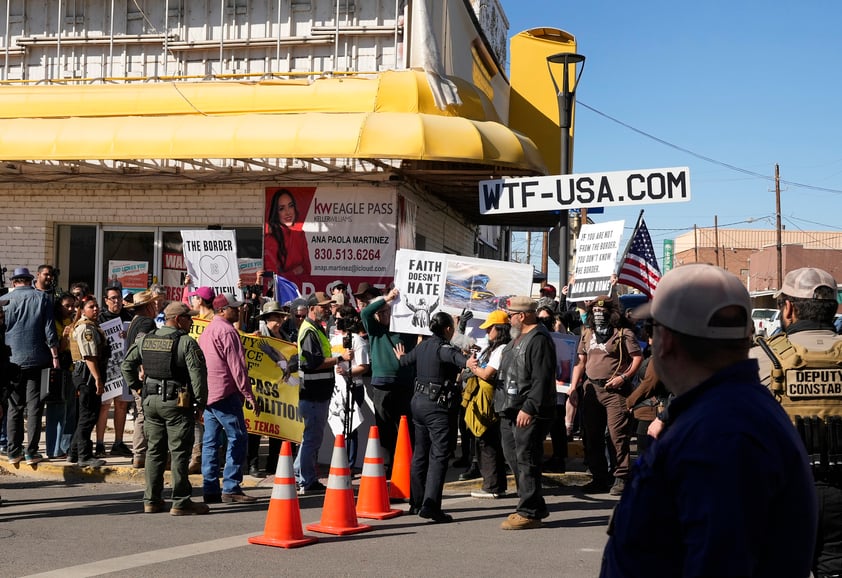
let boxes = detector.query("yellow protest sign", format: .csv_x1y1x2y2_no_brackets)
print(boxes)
190,318,304,443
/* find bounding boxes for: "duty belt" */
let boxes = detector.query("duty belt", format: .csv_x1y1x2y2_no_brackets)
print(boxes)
415,382,432,395
414,380,443,395
143,378,183,397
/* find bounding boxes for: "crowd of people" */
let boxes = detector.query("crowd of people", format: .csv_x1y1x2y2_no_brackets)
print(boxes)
2,261,841,576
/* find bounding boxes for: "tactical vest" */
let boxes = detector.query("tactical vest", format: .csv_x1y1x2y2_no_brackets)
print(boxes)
296,318,334,401
140,329,189,384
69,317,109,369
759,333,842,479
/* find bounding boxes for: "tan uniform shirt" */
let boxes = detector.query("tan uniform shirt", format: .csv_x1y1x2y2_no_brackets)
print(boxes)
578,328,641,380
72,317,104,358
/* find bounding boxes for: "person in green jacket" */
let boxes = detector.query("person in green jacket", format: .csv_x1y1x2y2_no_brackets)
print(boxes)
360,287,414,466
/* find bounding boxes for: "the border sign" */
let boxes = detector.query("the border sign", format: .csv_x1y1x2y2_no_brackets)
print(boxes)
479,167,691,215
181,230,240,297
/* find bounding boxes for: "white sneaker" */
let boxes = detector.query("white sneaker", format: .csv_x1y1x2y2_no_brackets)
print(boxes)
471,490,503,499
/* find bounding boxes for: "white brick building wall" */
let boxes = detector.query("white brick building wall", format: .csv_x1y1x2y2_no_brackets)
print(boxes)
0,180,475,285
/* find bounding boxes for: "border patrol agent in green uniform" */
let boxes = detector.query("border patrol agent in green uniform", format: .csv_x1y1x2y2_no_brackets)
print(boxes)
122,302,209,516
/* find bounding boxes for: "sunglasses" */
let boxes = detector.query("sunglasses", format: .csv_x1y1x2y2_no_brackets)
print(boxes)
295,314,306,319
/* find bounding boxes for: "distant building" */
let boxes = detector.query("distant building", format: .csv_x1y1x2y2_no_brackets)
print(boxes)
673,228,842,293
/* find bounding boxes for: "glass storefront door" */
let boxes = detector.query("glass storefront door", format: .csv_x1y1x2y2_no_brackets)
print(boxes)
102,228,156,293
55,224,261,298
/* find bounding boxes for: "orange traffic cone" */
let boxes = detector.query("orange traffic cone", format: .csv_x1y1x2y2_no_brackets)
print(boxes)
306,434,373,536
248,441,318,549
356,426,402,520
389,415,413,501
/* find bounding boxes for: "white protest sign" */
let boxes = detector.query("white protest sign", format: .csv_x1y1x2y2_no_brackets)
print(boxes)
567,220,625,302
392,250,446,335
180,230,240,297
100,318,129,402
479,167,690,215
392,250,533,335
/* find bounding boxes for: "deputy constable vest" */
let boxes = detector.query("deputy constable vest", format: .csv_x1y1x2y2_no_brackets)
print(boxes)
760,333,842,479
140,329,189,385
760,333,842,420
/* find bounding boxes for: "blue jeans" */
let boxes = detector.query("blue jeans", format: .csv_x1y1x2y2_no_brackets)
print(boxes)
61,396,78,455
0,413,7,449
293,398,330,489
201,395,248,496
44,402,66,457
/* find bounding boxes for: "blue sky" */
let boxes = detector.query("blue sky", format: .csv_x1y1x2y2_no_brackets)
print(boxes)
500,1,842,280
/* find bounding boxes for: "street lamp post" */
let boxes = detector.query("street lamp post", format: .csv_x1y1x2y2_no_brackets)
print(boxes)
547,52,585,292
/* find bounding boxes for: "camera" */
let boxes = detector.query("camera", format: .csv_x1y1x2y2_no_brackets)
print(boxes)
336,315,362,334
342,334,353,350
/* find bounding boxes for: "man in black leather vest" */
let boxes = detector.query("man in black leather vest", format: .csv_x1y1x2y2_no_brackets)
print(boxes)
497,295,557,530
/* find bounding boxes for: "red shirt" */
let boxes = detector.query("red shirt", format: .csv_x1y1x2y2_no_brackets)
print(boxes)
264,227,310,285
198,314,256,407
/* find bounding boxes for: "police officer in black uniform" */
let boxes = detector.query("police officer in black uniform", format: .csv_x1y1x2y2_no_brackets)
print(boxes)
122,302,209,516
395,312,470,523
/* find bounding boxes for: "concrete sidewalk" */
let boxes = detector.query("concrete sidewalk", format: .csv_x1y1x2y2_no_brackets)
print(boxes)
0,408,589,490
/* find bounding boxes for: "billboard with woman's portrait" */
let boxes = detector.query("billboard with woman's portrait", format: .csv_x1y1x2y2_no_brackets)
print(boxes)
264,186,397,296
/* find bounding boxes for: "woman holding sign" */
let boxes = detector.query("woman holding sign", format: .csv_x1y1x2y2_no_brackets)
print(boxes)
264,188,310,283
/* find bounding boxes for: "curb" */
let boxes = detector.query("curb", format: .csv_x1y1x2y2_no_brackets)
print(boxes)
0,460,262,487
1,441,588,489
1,460,592,491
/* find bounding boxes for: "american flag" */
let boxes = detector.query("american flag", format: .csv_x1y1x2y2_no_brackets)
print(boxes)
617,218,661,297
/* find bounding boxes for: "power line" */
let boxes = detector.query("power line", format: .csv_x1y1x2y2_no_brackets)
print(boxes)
578,101,842,195
785,215,842,231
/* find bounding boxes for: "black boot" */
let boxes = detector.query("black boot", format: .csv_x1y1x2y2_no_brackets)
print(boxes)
458,461,481,481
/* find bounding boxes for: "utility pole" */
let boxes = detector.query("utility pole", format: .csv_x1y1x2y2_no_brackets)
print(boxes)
541,232,548,280
714,215,720,267
526,231,532,265
694,225,699,262
775,163,783,289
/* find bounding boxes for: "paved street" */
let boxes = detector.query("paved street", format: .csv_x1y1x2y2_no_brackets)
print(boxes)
0,462,616,577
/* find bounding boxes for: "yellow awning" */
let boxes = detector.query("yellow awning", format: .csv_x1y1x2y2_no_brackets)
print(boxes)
0,70,497,121
0,111,544,168
0,70,544,172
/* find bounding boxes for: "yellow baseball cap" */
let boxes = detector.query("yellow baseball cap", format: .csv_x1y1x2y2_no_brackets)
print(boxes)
479,309,510,329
